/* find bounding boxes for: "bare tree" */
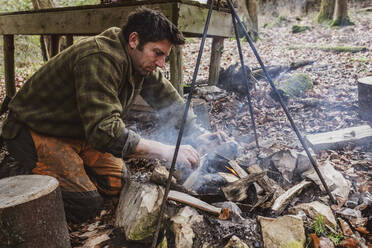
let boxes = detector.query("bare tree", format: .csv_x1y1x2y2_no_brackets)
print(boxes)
331,0,352,26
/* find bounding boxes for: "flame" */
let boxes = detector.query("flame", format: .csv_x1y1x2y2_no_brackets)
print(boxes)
225,166,239,177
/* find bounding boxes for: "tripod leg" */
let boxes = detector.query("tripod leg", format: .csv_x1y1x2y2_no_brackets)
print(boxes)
231,15,260,149
227,0,337,205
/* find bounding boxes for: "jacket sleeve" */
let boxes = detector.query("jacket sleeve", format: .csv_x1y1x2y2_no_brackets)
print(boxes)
140,69,197,134
73,53,140,157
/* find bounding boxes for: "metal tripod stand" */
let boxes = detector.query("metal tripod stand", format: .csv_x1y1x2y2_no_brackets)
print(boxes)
151,1,337,246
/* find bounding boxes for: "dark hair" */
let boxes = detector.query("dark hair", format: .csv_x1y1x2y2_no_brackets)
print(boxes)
122,7,185,49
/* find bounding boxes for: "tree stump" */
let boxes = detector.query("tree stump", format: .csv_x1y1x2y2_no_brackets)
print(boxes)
358,76,372,121
0,175,71,248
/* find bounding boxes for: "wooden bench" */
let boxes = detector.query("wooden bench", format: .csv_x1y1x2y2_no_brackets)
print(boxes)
0,0,233,103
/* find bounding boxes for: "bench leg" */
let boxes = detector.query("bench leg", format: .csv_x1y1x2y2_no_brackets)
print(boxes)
169,46,184,96
208,37,224,85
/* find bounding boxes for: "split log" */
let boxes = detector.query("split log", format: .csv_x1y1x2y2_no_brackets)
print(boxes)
358,76,372,121
115,181,164,241
218,172,239,183
305,125,372,152
168,190,229,220
271,180,312,215
0,175,71,248
182,155,207,191
247,164,284,208
221,172,265,202
228,160,248,178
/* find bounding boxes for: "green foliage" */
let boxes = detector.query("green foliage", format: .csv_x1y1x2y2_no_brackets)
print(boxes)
313,215,326,236
292,25,311,33
312,215,345,246
0,0,33,13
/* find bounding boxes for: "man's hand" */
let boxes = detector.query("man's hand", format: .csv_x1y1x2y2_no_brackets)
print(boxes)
133,138,200,168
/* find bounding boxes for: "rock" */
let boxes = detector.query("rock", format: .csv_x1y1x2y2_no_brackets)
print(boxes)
304,161,351,206
295,150,315,176
270,149,298,185
224,235,250,248
115,181,164,242
291,201,337,227
270,73,313,102
213,202,245,223
271,180,312,215
171,206,203,248
258,215,306,248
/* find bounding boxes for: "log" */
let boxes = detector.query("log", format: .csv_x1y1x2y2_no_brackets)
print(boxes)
182,155,207,191
221,172,265,202
358,76,372,121
305,125,372,152
228,160,248,178
168,190,229,220
0,175,71,248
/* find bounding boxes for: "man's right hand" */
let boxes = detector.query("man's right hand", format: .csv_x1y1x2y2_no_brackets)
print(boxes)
132,138,200,168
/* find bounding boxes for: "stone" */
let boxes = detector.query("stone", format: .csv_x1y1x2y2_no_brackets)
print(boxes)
258,215,306,248
115,181,164,242
304,161,351,206
271,180,312,215
295,150,315,176
291,201,337,227
224,235,250,248
270,149,298,184
171,206,203,248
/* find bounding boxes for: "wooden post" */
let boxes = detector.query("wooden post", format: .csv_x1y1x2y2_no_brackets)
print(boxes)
208,37,224,85
169,46,184,96
66,35,74,47
358,76,372,121
4,35,16,99
50,34,60,57
0,175,71,248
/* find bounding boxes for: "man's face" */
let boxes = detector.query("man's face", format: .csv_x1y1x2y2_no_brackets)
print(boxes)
127,32,172,76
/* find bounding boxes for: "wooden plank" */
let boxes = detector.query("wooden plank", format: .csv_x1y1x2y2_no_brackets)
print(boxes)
177,4,233,37
4,35,15,98
305,125,372,152
0,3,233,36
0,3,175,35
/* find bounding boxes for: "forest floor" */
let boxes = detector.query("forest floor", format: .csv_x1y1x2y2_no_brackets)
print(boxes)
0,2,371,248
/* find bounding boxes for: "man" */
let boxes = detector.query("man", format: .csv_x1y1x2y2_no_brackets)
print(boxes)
2,8,201,223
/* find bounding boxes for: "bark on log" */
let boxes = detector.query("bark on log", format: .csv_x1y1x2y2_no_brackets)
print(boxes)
221,172,265,202
358,76,372,121
0,175,71,248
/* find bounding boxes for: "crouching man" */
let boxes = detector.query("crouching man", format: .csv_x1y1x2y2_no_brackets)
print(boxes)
2,8,202,223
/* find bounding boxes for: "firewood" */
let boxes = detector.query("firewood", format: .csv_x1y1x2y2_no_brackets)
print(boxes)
168,190,230,220
228,160,248,178
0,175,71,248
182,155,207,190
305,125,372,152
221,172,265,202
358,76,372,121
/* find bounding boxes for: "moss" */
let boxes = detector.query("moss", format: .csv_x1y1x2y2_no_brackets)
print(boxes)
292,25,311,33
330,16,354,27
277,73,313,98
289,45,367,53
280,241,303,248
263,22,274,28
127,210,160,241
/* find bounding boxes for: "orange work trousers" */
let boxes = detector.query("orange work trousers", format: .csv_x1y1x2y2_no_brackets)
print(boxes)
5,127,127,223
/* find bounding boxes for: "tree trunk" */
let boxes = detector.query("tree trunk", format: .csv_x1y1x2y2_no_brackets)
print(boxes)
246,0,259,40
316,0,335,23
358,76,372,121
331,0,352,26
0,175,71,248
235,0,259,41
31,0,59,61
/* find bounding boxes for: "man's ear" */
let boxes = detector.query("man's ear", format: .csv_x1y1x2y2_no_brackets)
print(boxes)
128,32,139,49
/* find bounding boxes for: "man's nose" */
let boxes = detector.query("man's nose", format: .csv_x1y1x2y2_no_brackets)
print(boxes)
155,56,166,68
